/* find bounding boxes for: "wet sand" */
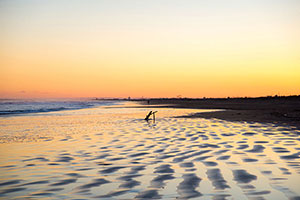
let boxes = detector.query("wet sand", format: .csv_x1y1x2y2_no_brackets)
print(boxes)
136,96,300,128
0,102,300,199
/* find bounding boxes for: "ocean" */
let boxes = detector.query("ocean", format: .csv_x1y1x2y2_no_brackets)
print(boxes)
0,99,120,116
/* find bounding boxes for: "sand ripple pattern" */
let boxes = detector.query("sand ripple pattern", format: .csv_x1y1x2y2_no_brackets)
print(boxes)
1,107,300,199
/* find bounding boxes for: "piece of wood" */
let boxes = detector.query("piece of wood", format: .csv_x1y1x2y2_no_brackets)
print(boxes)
145,111,153,120
152,111,157,121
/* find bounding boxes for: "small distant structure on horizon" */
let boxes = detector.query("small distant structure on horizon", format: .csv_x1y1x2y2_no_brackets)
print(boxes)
128,96,131,100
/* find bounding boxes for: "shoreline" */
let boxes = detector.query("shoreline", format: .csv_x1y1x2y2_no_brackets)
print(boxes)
1,98,300,199
134,96,300,129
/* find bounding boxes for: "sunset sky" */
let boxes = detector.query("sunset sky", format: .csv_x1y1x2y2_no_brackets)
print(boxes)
1,0,299,98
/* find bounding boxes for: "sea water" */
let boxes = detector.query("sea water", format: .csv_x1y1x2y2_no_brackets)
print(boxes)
0,99,119,116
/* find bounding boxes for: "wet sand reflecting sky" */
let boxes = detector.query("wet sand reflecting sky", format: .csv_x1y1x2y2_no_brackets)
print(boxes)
0,102,300,199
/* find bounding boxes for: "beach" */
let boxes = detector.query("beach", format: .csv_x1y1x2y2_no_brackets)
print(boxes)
137,96,300,129
0,101,300,199
1,0,299,199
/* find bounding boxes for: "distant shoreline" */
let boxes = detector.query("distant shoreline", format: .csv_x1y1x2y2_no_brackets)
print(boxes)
133,96,300,129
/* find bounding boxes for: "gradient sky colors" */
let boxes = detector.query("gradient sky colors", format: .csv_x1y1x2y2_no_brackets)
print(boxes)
1,0,299,98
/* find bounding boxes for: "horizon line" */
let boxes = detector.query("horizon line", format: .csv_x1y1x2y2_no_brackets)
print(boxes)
1,94,299,100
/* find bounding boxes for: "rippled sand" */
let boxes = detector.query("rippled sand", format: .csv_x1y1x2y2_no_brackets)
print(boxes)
0,102,300,199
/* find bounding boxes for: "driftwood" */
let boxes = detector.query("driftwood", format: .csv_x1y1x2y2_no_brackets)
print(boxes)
145,111,153,120
145,111,157,121
152,111,157,121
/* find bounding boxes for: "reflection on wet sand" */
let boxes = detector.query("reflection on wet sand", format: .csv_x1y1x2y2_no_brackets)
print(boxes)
0,103,300,199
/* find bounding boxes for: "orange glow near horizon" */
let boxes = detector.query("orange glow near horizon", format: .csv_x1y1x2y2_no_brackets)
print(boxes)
1,1,299,99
